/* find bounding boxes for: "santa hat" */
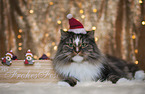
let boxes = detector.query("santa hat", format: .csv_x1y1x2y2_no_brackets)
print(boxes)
67,14,87,34
25,49,33,57
6,50,13,58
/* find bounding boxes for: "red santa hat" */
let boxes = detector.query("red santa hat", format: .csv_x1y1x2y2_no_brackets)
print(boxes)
67,14,87,34
25,49,33,57
6,50,13,58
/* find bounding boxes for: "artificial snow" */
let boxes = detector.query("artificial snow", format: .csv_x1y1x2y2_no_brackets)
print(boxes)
0,80,145,94
134,70,145,81
57,81,70,87
117,78,130,83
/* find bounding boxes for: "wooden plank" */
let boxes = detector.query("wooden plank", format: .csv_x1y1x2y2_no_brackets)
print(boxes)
0,60,59,83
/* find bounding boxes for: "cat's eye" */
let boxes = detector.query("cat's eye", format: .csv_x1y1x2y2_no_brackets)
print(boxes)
82,43,87,47
68,43,73,47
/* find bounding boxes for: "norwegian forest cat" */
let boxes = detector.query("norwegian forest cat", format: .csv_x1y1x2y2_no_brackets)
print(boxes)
53,29,140,87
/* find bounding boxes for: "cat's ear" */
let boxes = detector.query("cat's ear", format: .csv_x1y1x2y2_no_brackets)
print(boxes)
87,30,95,38
60,29,69,40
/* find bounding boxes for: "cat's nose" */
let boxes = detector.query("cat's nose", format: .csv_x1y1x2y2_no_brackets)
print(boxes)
76,47,79,52
75,47,81,54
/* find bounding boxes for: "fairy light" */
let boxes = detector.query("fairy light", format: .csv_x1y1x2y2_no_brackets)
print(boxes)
63,28,67,32
46,52,51,57
52,42,55,46
76,19,79,21
142,21,145,25
132,35,136,39
57,20,61,24
93,9,97,13
18,47,22,50
20,16,23,19
135,49,138,54
29,10,34,14
80,9,84,14
18,43,22,46
92,26,96,30
17,35,21,39
81,15,85,19
45,33,49,37
139,0,143,3
34,55,38,59
49,2,53,5
33,22,36,26
19,29,22,33
135,61,138,64
54,46,57,50
95,37,98,42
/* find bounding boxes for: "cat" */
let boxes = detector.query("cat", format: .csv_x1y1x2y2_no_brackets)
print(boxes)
53,29,140,87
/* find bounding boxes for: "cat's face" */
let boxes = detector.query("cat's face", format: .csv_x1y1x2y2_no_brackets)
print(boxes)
53,30,101,65
61,32,93,57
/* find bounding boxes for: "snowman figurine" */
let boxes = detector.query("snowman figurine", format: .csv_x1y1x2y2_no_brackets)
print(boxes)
1,50,13,66
24,49,34,65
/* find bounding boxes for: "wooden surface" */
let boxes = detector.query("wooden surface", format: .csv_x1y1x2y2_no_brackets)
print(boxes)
0,60,59,83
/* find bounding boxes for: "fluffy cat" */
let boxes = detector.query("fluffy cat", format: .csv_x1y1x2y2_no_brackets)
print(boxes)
53,29,140,87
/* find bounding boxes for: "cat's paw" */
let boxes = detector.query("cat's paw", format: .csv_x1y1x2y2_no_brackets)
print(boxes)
134,70,145,81
108,75,120,84
63,78,77,87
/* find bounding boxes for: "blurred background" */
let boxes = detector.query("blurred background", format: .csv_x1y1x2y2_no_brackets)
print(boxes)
0,0,145,70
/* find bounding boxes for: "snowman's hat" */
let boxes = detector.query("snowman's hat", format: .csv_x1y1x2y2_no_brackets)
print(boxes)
25,49,33,57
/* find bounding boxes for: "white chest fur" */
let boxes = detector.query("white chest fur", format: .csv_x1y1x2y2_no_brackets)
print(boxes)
57,61,103,82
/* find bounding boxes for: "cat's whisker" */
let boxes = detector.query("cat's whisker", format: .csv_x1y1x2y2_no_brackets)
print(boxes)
55,52,71,59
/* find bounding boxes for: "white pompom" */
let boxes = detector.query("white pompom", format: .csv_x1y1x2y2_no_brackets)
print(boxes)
134,70,145,80
28,49,31,52
10,50,12,52
67,14,73,19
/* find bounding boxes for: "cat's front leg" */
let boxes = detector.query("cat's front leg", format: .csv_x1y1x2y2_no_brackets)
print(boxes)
59,77,78,87
63,77,77,87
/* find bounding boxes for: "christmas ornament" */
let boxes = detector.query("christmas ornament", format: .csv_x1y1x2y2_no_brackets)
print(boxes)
12,55,18,60
24,49,34,65
39,54,50,60
67,14,86,34
11,52,18,60
1,50,13,66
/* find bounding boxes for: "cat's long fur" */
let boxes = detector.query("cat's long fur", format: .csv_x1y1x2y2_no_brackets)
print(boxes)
53,30,139,86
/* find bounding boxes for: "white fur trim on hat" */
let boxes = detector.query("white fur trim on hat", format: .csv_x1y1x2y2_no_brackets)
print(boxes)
67,14,73,19
68,28,87,34
6,53,13,58
6,52,13,58
25,53,33,57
